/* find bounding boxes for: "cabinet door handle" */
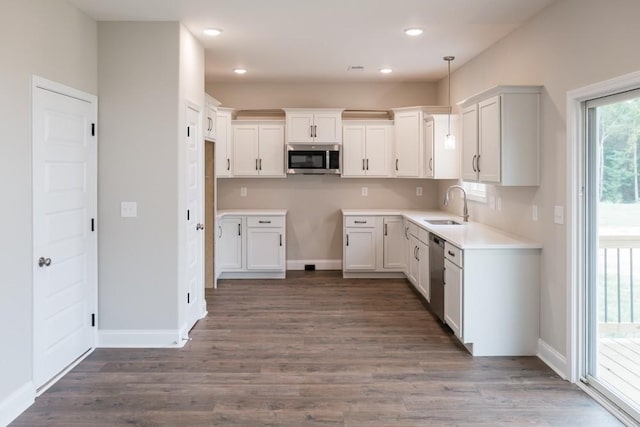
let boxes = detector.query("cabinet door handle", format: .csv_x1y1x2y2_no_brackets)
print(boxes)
280,234,283,247
429,158,433,172
259,220,271,224
448,250,455,257
313,125,317,138
413,246,417,260
255,159,258,170
395,159,399,171
405,226,409,239
218,225,222,238
384,223,388,236
477,155,481,172
346,234,349,246
259,158,262,170
310,125,314,138
227,158,230,171
238,224,241,236
354,220,367,224
416,246,420,261
362,159,365,171
472,155,477,172
366,158,369,170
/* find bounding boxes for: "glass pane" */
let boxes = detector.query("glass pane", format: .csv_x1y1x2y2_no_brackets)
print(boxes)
587,94,640,414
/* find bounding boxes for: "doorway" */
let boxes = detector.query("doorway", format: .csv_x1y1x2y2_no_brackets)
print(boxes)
32,77,97,389
582,88,640,421
205,140,215,289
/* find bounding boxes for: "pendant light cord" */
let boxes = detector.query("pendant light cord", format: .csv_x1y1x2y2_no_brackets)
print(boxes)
444,56,455,135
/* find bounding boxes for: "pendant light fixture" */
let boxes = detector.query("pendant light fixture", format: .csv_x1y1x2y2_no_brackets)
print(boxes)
443,56,456,150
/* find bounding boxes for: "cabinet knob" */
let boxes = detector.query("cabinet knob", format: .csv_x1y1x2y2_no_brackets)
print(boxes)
38,257,52,267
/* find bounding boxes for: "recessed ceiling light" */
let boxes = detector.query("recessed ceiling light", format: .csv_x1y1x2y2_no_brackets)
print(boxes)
233,68,247,75
379,68,393,74
404,28,423,36
203,28,222,36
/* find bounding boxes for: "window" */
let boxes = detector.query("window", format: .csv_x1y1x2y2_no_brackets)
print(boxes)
463,181,487,203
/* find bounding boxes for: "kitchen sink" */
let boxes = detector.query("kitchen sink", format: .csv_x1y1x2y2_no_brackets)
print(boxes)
424,219,463,225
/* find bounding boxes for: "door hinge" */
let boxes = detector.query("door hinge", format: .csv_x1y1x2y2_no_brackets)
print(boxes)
187,209,190,221
91,313,96,327
187,293,190,304
91,123,95,136
91,218,95,232
187,126,190,138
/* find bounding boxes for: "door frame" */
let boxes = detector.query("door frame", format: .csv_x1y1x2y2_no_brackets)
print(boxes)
567,69,640,424
31,75,98,393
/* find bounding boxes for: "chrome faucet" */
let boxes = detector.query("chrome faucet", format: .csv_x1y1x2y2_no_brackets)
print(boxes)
444,185,469,222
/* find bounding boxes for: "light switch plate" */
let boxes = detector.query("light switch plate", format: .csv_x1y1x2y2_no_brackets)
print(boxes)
496,197,502,211
240,187,247,197
121,201,137,218
416,186,423,196
489,196,496,210
554,205,564,224
361,187,368,196
532,205,538,221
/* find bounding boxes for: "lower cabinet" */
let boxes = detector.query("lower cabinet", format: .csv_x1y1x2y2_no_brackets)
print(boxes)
407,228,430,301
218,213,286,279
444,257,462,338
343,215,405,276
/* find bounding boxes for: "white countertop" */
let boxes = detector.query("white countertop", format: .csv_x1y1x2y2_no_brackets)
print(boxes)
217,209,287,217
342,209,541,250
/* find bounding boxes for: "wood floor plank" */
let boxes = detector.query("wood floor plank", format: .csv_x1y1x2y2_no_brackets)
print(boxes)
11,271,622,426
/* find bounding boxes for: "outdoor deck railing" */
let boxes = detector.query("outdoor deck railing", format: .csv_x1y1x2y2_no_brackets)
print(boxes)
600,235,640,324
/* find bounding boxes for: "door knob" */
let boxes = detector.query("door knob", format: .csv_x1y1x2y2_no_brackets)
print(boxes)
196,223,204,231
38,257,52,267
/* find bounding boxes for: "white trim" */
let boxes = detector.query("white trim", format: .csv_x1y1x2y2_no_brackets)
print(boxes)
343,272,406,279
36,348,94,396
219,271,286,279
537,338,568,380
566,69,640,385
577,383,640,427
286,259,342,270
0,382,35,427
98,329,187,348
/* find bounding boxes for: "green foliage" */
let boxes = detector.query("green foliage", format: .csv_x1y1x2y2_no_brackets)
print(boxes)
598,98,640,203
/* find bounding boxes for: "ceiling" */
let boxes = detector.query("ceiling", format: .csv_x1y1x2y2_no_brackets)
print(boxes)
68,0,556,84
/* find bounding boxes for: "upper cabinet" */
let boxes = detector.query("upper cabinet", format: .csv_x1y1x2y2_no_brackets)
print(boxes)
232,121,285,177
424,114,459,180
342,121,393,178
204,94,221,141
392,106,452,179
459,85,542,186
284,109,344,144
215,107,233,178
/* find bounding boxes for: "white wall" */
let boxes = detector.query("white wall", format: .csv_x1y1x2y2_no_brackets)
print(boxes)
0,0,97,419
436,0,640,365
97,22,181,331
208,82,440,262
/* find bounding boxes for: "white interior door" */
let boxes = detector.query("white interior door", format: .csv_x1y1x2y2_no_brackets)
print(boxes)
186,105,204,330
32,79,96,389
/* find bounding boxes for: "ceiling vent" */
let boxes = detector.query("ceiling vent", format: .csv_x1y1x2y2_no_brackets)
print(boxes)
348,65,365,71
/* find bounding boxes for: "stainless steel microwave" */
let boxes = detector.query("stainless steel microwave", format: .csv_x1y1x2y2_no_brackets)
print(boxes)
286,144,341,175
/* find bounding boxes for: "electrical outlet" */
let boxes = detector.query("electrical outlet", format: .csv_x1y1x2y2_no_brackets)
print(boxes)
554,205,564,224
416,186,423,196
121,201,137,218
532,205,538,221
496,197,502,211
489,196,496,210
361,187,368,196
240,187,247,197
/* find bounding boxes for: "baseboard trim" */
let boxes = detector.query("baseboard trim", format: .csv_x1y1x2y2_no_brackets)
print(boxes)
98,329,186,348
219,271,286,279
537,338,568,380
286,259,342,270
343,272,406,279
0,381,35,427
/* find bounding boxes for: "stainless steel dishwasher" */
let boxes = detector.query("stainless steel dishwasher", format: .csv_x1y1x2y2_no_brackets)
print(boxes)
429,233,445,322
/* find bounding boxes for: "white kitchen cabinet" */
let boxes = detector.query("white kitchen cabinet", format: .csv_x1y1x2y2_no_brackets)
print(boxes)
218,212,286,279
204,94,221,141
444,257,463,339
407,234,420,286
342,122,393,177
232,121,285,177
417,240,430,301
393,108,422,177
218,217,243,270
407,224,430,301
215,107,233,177
459,85,542,186
342,215,405,276
247,221,284,271
424,114,459,179
284,109,344,144
382,216,405,269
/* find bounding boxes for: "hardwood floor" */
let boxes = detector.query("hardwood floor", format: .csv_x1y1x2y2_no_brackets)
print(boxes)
12,271,621,426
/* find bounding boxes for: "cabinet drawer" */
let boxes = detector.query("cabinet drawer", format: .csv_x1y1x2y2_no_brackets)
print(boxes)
345,216,375,227
247,216,284,228
407,221,418,237
445,242,463,267
418,227,430,245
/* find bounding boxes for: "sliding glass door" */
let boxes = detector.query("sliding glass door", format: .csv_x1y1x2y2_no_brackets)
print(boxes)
583,89,640,420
